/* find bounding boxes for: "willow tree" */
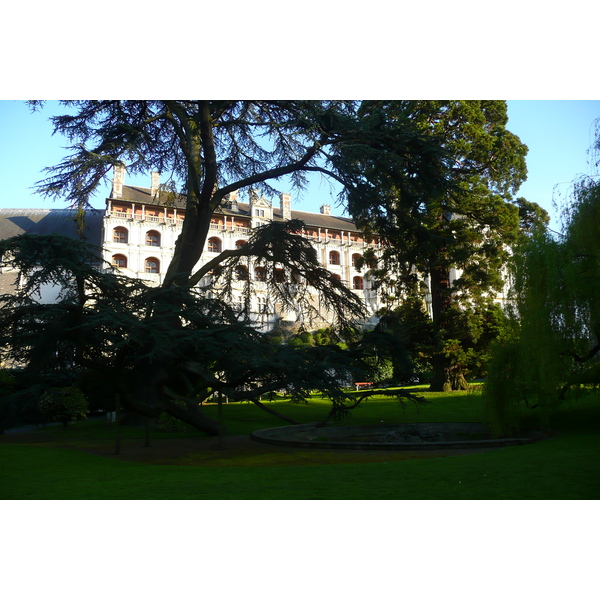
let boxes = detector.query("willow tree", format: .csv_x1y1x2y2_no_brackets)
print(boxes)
5,101,440,433
334,101,545,390
485,171,600,435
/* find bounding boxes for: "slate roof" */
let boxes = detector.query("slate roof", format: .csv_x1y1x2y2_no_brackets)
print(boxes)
114,185,188,210
0,209,104,245
116,185,360,232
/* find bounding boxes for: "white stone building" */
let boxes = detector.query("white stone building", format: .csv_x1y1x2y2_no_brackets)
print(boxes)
103,168,384,329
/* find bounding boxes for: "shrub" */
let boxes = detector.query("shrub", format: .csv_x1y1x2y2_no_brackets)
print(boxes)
157,412,187,432
38,387,89,428
0,369,17,397
298,331,313,345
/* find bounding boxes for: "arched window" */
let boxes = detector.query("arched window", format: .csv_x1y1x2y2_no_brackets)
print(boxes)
274,269,285,283
353,276,364,290
329,251,340,265
332,273,341,282
352,253,362,268
235,239,247,249
112,254,127,268
254,267,266,282
146,230,161,246
145,257,160,273
208,237,221,253
113,227,128,244
235,265,249,281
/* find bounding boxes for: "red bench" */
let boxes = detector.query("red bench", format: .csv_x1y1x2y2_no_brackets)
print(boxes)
354,382,373,391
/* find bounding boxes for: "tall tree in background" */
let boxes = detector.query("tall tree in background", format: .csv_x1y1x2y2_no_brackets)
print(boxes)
2,101,443,433
335,101,546,390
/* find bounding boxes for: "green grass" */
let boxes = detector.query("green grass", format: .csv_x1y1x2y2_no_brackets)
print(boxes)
1,388,599,499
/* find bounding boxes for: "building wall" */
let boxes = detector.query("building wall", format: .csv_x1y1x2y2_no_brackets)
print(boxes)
102,197,382,329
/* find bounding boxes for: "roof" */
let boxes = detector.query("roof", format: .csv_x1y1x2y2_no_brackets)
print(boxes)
116,185,360,232
0,209,104,245
115,185,188,210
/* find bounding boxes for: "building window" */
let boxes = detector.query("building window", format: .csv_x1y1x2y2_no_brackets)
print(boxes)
257,296,268,313
145,258,160,273
235,265,249,281
351,253,362,268
208,237,221,253
332,273,341,282
113,227,128,244
112,254,127,268
274,269,285,283
235,240,247,250
146,230,161,246
232,296,243,313
353,276,364,290
329,251,340,265
254,267,266,282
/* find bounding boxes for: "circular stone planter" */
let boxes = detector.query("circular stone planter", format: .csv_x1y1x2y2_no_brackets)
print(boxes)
251,422,547,451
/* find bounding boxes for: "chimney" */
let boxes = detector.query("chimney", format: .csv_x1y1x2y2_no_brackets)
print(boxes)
111,164,125,199
320,204,331,215
249,188,258,209
280,192,291,220
150,171,160,199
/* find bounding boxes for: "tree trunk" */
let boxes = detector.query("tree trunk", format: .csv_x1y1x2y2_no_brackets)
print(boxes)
428,263,467,391
164,400,221,436
430,354,468,392
121,365,222,436
114,393,121,455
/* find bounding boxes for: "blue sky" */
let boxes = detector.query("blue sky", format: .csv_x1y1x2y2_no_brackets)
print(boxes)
1,100,598,228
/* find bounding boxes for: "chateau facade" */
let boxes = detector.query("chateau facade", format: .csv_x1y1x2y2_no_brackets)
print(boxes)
103,168,384,329
1,169,508,332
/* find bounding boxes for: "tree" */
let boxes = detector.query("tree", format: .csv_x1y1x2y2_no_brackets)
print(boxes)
2,101,441,433
38,387,88,428
485,169,600,435
334,101,547,390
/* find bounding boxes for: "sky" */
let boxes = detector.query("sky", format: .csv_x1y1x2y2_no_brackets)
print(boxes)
1,100,598,229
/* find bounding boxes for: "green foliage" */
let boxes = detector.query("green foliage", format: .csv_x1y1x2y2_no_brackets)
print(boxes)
298,331,313,345
339,101,547,390
313,328,332,346
361,356,394,383
0,370,17,397
0,234,425,434
157,410,187,433
378,299,435,382
485,169,600,434
38,387,88,427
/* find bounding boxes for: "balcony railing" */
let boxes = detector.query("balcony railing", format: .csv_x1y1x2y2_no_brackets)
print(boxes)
209,223,250,233
298,233,378,248
107,211,377,246
107,211,184,225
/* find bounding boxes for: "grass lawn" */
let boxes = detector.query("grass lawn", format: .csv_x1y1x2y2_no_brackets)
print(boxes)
1,388,599,499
